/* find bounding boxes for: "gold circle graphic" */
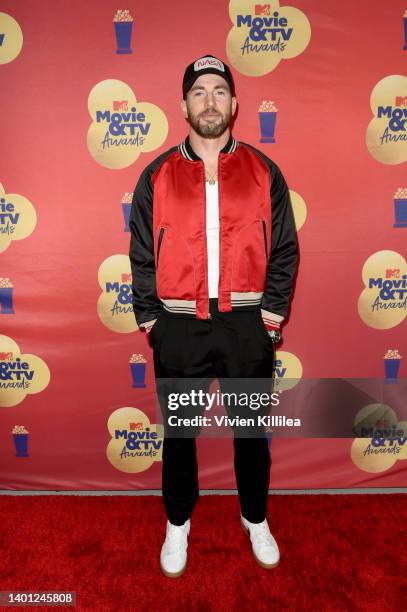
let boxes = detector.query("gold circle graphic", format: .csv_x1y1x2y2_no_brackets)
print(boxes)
106,407,163,473
97,254,137,333
290,190,307,231
0,183,37,253
351,437,397,473
273,350,303,392
0,336,51,408
87,80,168,169
366,75,407,165
0,13,23,65
226,1,311,77
358,251,406,330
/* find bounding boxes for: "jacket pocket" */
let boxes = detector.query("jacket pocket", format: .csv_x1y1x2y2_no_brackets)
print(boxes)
262,219,268,258
157,227,166,268
156,226,196,299
231,219,268,290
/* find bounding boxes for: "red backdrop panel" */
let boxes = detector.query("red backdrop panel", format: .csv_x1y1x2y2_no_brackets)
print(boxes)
0,0,406,489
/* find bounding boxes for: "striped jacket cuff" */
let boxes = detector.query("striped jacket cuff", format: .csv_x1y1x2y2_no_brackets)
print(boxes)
139,319,157,333
261,309,284,331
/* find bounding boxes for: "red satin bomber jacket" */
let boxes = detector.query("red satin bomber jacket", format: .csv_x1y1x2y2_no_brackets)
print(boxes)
129,135,298,331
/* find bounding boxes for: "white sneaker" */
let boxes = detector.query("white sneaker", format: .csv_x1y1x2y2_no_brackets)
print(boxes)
241,514,280,569
160,519,190,577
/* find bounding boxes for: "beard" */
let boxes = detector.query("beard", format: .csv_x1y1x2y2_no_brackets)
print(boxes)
186,106,232,139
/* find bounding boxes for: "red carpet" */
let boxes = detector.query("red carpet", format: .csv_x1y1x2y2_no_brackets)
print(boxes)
0,494,406,610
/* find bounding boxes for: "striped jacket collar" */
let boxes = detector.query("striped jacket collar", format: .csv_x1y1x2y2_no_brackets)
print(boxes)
179,134,239,161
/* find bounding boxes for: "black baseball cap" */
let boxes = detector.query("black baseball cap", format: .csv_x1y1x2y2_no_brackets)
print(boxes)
182,54,236,99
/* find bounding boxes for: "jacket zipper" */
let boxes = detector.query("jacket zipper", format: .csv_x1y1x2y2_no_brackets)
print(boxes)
157,227,165,267
262,219,268,257
202,163,211,319
215,155,222,319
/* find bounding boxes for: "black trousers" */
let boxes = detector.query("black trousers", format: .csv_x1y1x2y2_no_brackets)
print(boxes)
150,299,275,525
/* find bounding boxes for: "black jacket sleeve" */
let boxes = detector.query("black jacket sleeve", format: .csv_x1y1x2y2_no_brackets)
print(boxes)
128,167,163,327
262,162,299,320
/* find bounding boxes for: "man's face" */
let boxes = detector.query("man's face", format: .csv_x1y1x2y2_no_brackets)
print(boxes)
181,73,237,138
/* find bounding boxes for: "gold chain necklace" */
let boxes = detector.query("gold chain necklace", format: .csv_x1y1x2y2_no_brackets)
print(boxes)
205,170,218,185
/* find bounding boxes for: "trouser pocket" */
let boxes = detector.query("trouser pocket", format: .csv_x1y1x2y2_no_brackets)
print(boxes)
148,311,167,346
252,310,273,346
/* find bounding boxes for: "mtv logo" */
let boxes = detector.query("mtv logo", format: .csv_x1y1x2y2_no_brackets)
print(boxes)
395,96,407,107
385,268,400,279
113,100,128,111
129,422,143,430
121,273,132,283
0,351,13,360
255,4,271,15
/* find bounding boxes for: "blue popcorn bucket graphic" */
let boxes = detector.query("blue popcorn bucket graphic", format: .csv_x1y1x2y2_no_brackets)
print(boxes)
129,360,146,388
393,198,407,228
403,15,407,50
13,433,29,457
122,203,131,232
114,21,133,54
259,112,277,143
384,358,401,383
0,286,15,314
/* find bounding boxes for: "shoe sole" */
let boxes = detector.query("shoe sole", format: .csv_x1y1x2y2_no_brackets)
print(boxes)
160,562,187,578
241,519,280,569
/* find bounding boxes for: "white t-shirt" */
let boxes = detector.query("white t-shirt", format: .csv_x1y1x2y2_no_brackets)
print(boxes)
205,181,219,298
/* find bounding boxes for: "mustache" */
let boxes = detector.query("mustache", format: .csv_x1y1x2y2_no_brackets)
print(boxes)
199,109,222,118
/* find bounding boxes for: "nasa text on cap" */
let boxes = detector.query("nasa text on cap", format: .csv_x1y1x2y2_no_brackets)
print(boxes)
182,55,236,99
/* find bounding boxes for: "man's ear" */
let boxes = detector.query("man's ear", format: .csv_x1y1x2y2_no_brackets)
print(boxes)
232,97,237,116
181,99,188,119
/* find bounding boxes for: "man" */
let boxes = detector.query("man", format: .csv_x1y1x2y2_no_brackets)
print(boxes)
129,54,298,577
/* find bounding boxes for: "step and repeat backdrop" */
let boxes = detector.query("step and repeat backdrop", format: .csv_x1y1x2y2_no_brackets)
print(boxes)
1,1,406,489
